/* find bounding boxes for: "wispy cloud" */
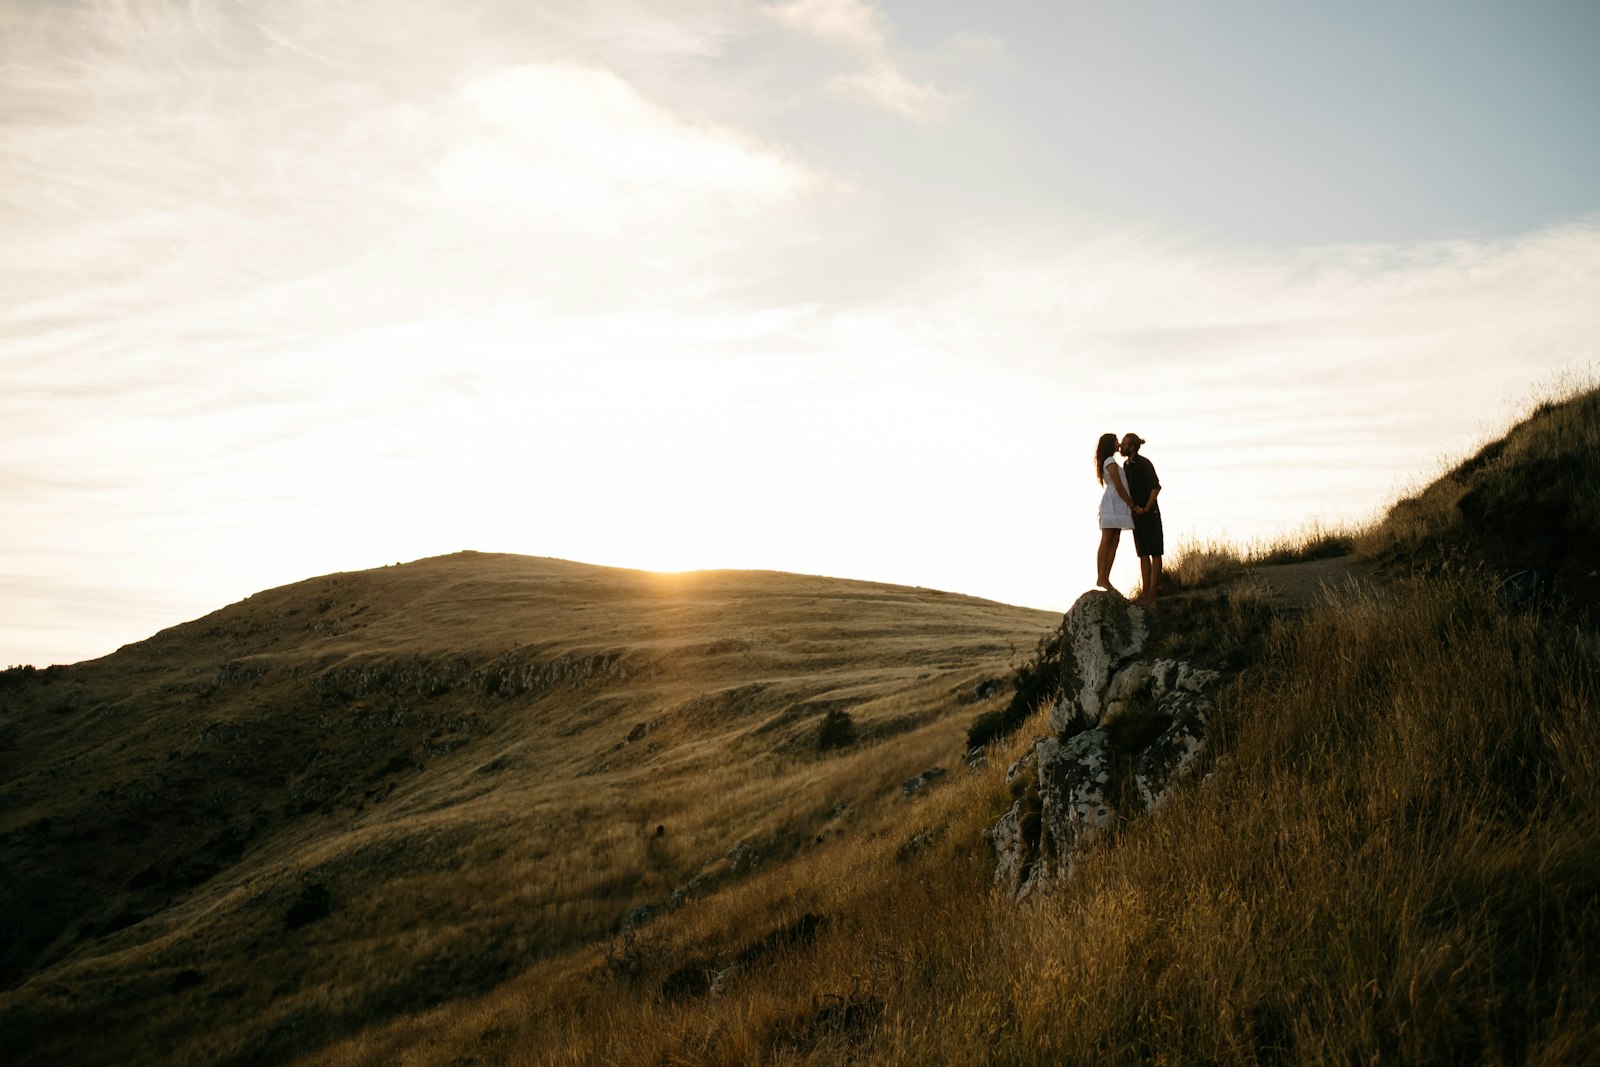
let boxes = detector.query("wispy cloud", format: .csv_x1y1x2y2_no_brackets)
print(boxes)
767,0,889,54
441,63,824,228
825,63,954,123
766,0,955,122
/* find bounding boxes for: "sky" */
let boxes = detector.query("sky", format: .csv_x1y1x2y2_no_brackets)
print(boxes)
3,0,1598,667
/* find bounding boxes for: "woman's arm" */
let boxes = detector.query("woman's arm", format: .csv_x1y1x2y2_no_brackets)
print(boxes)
1107,465,1134,508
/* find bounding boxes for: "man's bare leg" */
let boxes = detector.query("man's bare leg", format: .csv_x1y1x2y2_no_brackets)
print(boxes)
1136,556,1161,604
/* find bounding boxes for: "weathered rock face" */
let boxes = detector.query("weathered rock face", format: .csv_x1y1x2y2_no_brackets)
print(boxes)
1049,590,1148,734
989,591,1220,896
1034,729,1114,880
1134,703,1208,813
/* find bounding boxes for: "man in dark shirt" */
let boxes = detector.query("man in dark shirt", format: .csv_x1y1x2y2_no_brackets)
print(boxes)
1120,433,1163,604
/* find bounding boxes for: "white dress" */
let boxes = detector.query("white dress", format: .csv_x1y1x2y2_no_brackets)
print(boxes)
1099,456,1134,530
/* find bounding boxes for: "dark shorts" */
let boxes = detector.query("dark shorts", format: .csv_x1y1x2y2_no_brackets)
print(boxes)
1133,513,1164,558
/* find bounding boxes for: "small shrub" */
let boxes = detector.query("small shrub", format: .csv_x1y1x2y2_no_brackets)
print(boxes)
770,992,884,1053
816,709,856,750
1162,540,1247,593
965,709,1011,752
660,957,717,1001
968,627,1067,751
1253,530,1357,565
285,883,332,929
170,969,205,993
604,928,651,980
0,664,39,689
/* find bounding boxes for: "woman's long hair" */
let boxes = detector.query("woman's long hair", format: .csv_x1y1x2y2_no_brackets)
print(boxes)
1095,433,1118,485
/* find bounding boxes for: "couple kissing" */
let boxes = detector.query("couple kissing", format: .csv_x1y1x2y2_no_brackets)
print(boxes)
1094,432,1163,605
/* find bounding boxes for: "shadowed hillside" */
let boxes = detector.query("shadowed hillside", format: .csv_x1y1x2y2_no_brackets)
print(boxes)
0,555,1054,1065
1366,382,1600,611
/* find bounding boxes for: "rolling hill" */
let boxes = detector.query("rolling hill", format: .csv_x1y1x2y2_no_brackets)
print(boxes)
0,555,1054,1065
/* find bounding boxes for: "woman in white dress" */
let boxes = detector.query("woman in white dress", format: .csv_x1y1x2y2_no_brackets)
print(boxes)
1096,432,1136,591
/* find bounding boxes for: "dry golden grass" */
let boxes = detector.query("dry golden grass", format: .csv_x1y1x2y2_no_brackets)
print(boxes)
1161,536,1249,592
301,571,1599,1067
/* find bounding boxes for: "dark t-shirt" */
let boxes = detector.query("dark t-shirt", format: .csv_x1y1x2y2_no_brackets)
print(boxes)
1124,454,1161,515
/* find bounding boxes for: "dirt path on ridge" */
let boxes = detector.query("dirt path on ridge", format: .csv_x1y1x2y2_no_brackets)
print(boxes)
1244,554,1374,612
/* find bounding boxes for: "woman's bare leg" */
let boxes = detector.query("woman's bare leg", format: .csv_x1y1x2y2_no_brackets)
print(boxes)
1097,529,1121,589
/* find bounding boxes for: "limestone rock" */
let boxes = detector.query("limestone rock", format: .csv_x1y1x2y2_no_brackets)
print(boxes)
1035,729,1114,879
1049,591,1146,735
1100,658,1221,742
725,840,757,873
987,804,1029,891
1098,660,1156,731
1048,691,1088,737
1004,745,1039,786
1135,694,1212,812
1150,659,1220,696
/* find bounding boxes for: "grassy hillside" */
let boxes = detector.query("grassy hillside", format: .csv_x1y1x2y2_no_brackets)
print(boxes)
0,555,1054,1065
4,383,1597,1066
1364,383,1600,612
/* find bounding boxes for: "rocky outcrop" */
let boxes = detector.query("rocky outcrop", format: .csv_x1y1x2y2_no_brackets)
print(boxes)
1050,592,1148,734
988,590,1219,896
900,767,947,798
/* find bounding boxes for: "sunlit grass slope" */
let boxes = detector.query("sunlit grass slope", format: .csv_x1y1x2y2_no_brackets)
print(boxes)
0,554,1055,1065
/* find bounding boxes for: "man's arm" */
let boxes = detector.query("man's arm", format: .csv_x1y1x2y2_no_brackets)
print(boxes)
1145,460,1161,510
1133,459,1161,514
